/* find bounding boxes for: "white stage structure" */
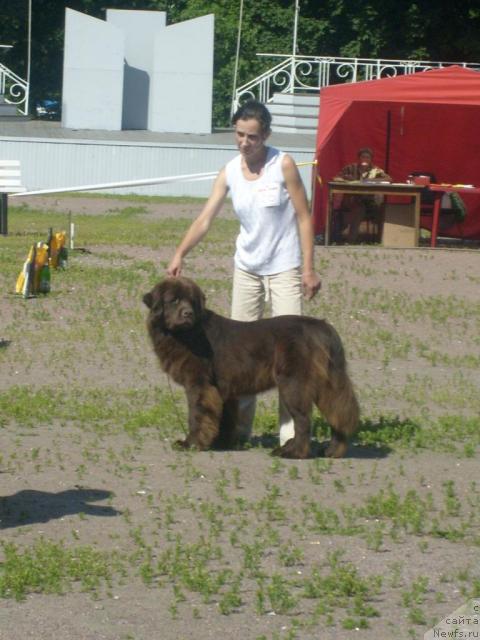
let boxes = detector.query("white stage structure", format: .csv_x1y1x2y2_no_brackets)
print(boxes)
62,8,214,134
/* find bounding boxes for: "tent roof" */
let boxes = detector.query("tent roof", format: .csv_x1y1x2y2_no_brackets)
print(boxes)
320,65,480,104
317,66,480,149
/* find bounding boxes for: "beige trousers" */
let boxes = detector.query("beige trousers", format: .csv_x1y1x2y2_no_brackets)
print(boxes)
231,266,303,446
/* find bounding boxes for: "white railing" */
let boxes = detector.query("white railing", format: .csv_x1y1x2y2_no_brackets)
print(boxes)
0,62,29,115
234,54,480,112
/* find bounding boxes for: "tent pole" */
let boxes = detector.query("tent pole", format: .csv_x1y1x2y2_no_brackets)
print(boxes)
385,110,392,174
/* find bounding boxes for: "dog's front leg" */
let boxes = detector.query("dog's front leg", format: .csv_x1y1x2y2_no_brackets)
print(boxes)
175,384,223,451
213,397,239,449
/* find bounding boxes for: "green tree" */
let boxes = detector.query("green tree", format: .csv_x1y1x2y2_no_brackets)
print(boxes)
173,0,298,125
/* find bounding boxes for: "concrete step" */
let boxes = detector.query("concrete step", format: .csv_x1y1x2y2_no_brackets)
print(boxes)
268,92,319,135
271,125,317,135
268,115,318,135
270,125,318,134
268,102,319,117
0,95,31,120
270,113,318,128
0,97,18,117
270,92,320,107
0,114,31,121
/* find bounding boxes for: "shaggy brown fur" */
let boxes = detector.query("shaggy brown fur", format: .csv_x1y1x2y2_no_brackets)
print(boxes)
143,277,359,458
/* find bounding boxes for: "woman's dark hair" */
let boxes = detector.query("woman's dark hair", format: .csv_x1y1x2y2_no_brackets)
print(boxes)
357,147,373,158
232,100,272,134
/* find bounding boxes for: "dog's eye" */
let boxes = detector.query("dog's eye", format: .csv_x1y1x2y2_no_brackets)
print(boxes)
165,297,180,306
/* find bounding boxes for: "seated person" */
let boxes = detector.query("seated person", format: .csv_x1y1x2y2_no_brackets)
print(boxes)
333,147,391,242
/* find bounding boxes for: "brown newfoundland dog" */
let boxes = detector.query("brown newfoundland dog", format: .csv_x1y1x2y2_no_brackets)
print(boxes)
143,277,359,458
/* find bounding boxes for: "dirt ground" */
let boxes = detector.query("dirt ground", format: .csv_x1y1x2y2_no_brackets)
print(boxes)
1,195,479,640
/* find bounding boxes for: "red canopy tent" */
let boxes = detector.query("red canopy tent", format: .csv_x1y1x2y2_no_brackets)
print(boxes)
312,65,480,239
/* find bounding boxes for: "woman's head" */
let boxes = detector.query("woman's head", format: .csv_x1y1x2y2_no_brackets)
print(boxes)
232,100,272,135
357,147,374,169
232,100,271,161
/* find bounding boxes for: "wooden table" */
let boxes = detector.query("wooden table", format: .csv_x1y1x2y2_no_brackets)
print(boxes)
326,181,425,247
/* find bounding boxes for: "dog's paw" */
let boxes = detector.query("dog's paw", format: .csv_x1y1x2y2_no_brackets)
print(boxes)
173,438,192,451
322,439,348,458
272,438,310,459
212,434,236,450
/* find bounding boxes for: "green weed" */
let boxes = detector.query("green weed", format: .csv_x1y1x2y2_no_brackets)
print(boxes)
0,538,123,601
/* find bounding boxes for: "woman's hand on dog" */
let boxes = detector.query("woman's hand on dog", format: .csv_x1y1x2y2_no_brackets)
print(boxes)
167,254,183,277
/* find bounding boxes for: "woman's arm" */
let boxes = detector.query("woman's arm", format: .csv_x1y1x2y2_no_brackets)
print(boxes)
282,154,321,300
167,169,228,276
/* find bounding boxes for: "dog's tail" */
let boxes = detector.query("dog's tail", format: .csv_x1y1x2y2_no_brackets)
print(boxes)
314,324,360,456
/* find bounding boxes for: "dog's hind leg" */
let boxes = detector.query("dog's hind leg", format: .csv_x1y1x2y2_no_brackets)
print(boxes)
176,384,223,451
272,381,313,459
315,369,360,458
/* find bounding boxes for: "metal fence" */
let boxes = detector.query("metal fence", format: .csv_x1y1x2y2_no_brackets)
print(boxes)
234,54,480,112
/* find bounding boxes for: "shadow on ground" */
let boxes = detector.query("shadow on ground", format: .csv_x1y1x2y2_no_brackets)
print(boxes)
250,434,392,459
0,488,120,529
250,411,428,459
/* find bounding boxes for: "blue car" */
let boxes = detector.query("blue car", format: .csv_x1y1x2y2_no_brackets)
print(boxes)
35,99,61,120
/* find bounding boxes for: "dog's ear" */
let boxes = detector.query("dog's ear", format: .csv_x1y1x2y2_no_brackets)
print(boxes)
143,291,154,309
143,284,166,329
193,283,206,318
199,290,206,316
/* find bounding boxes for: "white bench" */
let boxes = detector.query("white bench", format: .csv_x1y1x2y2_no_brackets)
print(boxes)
0,160,25,235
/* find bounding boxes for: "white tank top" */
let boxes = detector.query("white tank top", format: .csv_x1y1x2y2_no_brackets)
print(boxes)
225,147,301,276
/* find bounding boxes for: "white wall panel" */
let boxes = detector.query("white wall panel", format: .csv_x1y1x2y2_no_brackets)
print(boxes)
62,9,124,131
106,10,166,131
149,15,214,134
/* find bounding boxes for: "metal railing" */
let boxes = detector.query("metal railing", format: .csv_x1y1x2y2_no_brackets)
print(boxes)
234,54,480,112
0,61,29,115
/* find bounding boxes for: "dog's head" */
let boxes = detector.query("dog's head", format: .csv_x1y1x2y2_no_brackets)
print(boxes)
143,277,206,332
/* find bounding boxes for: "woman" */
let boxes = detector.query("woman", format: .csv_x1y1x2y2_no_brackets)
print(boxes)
167,99,321,446
333,147,391,242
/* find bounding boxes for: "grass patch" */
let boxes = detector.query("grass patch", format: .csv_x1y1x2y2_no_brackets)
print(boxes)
0,386,185,438
0,538,124,600
8,204,238,251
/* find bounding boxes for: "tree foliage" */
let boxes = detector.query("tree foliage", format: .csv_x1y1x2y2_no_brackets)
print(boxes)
2,0,480,126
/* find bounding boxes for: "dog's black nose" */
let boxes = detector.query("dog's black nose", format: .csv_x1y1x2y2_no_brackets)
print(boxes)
181,309,193,319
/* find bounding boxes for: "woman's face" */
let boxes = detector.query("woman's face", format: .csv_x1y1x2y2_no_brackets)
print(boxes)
234,117,269,161
358,152,373,170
